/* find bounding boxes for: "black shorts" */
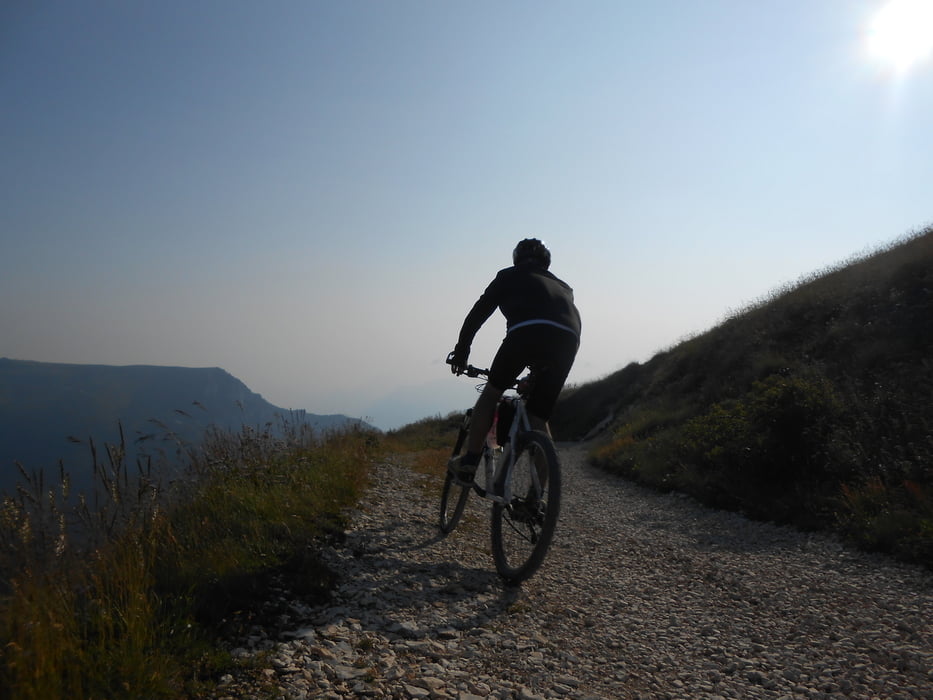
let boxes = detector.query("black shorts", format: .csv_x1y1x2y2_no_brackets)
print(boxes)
488,324,579,420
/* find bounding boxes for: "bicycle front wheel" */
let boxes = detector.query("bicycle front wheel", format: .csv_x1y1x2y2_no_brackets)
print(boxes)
490,430,561,584
439,411,472,534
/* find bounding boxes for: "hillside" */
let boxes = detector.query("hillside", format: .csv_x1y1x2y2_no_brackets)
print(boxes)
550,226,933,566
0,359,369,495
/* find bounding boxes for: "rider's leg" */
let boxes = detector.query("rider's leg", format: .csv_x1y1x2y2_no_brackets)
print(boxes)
527,411,550,490
465,382,504,457
449,382,504,479
527,412,549,435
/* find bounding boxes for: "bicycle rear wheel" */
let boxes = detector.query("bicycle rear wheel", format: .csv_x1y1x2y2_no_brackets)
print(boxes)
490,430,561,584
439,410,472,534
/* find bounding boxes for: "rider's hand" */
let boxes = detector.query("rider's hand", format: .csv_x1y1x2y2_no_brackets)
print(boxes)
446,348,468,375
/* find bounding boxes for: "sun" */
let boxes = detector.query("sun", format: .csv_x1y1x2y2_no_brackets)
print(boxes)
867,0,933,74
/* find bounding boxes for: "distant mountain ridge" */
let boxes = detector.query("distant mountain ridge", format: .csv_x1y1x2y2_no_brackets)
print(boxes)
0,358,371,495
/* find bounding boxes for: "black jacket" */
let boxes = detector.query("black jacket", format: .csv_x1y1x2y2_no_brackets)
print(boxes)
456,262,581,352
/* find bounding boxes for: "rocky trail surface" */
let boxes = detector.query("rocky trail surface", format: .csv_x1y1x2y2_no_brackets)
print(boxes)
214,444,932,699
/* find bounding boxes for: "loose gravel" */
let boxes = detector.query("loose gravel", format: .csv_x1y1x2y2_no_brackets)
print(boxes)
214,443,932,699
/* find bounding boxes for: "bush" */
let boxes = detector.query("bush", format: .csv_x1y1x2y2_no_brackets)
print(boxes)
837,477,933,564
676,372,844,520
594,371,846,525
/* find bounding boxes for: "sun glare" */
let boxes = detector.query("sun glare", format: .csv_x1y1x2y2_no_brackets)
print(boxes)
867,0,933,74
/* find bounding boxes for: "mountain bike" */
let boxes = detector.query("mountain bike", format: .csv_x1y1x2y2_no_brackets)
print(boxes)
439,365,561,584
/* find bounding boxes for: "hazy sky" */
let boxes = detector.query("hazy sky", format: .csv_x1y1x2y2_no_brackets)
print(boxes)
2,1,931,430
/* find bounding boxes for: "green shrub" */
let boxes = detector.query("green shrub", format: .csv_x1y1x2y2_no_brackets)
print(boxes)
676,372,844,519
837,477,933,564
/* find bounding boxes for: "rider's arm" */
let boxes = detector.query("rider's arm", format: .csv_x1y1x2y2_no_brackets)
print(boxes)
455,272,505,356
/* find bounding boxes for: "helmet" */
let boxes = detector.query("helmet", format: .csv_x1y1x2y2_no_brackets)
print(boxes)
512,238,551,269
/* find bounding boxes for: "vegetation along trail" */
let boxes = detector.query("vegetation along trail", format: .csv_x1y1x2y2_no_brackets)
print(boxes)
216,443,933,699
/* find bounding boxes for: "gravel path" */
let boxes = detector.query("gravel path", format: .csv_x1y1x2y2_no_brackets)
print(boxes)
215,444,932,699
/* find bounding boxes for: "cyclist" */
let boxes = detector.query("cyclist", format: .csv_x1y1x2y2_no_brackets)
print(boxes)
446,238,581,483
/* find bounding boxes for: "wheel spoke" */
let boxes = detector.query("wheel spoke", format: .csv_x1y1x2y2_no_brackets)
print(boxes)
439,416,472,534
491,431,560,584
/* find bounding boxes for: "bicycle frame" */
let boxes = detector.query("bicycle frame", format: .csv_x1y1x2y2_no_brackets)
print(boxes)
463,372,538,507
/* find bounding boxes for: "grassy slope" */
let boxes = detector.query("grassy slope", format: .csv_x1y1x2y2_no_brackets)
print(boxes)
0,423,378,700
551,226,933,567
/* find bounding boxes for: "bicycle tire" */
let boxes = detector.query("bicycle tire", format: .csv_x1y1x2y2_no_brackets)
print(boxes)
490,430,561,584
439,411,472,534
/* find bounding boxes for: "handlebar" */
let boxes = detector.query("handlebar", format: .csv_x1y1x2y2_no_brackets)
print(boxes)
460,364,488,379
446,351,488,378
446,353,535,395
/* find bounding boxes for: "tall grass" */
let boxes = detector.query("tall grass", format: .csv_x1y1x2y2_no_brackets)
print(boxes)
383,412,464,454
383,412,465,485
0,418,378,699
